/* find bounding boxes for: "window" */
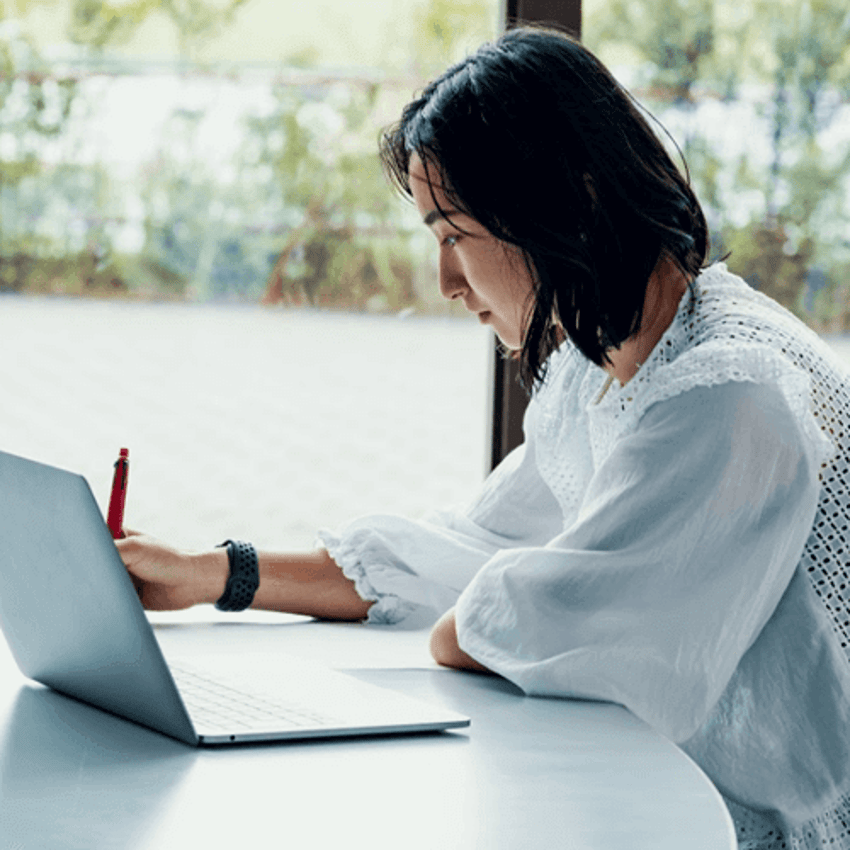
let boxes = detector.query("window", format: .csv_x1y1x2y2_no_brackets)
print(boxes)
583,0,850,333
0,0,501,551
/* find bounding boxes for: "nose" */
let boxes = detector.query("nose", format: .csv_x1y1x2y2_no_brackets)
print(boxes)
438,249,466,302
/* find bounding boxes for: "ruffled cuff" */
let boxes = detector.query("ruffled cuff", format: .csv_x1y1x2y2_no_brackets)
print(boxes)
316,528,441,628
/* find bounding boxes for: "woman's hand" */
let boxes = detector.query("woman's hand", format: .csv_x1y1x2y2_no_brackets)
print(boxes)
430,608,490,673
115,531,227,611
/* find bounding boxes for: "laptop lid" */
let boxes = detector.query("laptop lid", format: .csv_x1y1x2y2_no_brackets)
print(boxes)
0,449,202,744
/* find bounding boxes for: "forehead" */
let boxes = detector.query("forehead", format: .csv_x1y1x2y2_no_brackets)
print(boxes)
408,153,455,214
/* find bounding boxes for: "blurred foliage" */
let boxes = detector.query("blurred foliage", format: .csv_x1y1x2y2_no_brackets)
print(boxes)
251,0,495,310
410,0,495,76
133,80,425,309
129,0,495,311
251,83,419,310
0,0,495,311
3,0,848,326
0,0,252,292
590,0,717,103
585,0,850,330
0,15,77,259
69,0,249,53
0,250,128,293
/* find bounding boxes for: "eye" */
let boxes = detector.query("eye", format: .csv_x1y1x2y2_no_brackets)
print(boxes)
443,234,460,248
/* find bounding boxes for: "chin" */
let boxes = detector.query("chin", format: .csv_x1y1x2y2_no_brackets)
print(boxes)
494,319,529,352
496,335,522,352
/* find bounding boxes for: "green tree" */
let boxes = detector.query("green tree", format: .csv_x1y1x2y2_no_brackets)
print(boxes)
0,0,255,293
69,0,249,56
0,0,495,308
731,0,850,319
0,12,77,286
409,0,496,76
250,81,419,310
585,0,850,326
587,0,717,103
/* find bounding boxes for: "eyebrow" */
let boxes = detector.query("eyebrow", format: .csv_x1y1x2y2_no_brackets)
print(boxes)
423,209,462,227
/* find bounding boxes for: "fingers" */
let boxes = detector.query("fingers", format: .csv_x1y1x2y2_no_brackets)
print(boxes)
113,532,147,602
114,532,160,575
114,537,138,565
129,573,144,597
114,531,152,558
112,532,193,610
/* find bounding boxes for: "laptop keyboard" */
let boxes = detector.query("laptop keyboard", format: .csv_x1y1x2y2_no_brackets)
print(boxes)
170,663,335,731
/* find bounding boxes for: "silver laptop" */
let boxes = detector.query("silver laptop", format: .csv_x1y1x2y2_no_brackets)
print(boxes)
0,450,469,745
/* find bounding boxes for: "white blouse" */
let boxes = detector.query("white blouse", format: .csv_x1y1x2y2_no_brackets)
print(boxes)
319,264,850,850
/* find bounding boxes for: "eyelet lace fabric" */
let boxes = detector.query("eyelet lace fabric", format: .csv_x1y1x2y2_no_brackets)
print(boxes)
585,265,835,472
724,790,850,850
531,345,596,529
538,264,850,850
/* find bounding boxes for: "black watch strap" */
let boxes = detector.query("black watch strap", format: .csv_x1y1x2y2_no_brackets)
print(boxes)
214,540,259,612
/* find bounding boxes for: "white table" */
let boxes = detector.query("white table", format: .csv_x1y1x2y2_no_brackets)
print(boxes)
0,611,737,849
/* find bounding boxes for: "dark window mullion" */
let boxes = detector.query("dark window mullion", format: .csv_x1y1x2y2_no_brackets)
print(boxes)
502,0,581,35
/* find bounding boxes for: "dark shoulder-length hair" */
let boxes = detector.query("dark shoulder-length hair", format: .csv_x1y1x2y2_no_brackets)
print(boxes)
380,26,708,390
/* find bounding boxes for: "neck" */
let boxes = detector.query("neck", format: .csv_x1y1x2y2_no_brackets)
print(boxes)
605,257,689,386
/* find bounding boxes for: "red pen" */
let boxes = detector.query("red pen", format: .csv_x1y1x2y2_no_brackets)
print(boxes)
107,448,129,539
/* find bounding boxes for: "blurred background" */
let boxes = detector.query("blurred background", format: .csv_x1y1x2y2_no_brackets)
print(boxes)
0,0,847,555
585,0,850,329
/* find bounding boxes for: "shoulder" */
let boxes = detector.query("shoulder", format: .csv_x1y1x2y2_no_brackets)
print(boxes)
593,264,838,467
639,380,816,467
642,263,834,414
677,264,850,385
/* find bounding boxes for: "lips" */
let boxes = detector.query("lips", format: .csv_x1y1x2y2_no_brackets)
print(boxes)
478,311,491,324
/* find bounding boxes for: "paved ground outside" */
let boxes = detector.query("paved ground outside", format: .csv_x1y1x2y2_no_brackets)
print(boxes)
2,294,849,559
0,295,492,554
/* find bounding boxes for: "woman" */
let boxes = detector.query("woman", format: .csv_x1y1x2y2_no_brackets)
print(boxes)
119,27,850,850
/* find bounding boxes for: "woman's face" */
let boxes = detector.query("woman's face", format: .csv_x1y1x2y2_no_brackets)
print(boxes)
409,154,535,350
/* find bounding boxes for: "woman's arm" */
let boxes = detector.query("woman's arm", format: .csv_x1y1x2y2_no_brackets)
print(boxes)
118,531,489,673
116,532,372,620
430,608,491,673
